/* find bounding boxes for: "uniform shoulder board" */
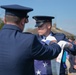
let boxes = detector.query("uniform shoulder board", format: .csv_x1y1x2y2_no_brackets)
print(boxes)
54,33,66,38
23,32,32,34
55,33,65,36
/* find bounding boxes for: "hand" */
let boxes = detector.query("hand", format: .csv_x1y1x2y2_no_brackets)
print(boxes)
58,40,73,49
57,40,68,48
64,42,73,49
46,36,57,45
49,40,57,44
41,39,54,45
73,65,76,69
41,36,57,45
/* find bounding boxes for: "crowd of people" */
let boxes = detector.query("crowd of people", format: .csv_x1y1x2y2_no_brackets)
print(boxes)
0,4,76,75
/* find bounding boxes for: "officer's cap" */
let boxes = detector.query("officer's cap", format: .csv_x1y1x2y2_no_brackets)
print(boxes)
32,16,54,27
0,4,33,18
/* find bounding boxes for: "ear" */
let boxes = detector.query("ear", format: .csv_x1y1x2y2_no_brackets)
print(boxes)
21,18,29,25
48,24,52,29
20,18,26,25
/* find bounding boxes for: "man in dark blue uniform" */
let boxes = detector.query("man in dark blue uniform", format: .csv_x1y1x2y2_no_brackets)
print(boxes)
32,16,76,75
0,4,62,75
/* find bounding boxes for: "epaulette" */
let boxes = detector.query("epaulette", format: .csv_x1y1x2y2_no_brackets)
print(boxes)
23,32,32,34
55,33,66,36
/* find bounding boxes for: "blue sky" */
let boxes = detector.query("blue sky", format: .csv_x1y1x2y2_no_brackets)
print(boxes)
0,0,76,35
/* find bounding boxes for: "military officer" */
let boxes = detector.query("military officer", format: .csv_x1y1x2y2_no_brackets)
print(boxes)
0,4,62,75
32,16,76,75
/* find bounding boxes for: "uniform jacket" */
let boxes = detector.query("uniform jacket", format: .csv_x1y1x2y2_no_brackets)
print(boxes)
0,24,61,75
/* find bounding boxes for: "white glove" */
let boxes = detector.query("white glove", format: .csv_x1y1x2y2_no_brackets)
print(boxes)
58,40,68,48
41,36,57,45
46,36,57,45
41,39,51,45
64,42,73,49
57,40,73,49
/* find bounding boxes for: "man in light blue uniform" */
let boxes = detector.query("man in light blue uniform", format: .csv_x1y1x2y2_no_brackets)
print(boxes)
33,16,76,75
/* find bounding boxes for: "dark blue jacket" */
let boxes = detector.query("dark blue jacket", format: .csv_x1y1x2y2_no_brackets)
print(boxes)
0,24,61,75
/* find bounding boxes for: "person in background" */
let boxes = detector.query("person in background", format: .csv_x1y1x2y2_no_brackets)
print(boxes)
68,37,76,75
0,4,62,75
32,16,76,75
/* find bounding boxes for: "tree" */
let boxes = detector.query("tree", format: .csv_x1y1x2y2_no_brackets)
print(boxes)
0,18,4,29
